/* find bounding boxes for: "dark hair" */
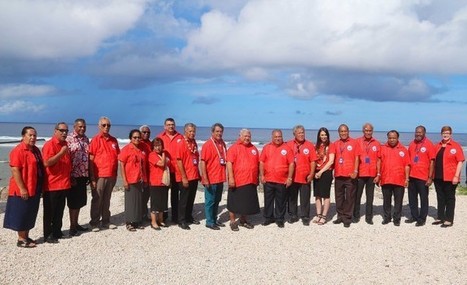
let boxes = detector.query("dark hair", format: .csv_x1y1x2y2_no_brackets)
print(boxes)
440,126,452,134
211,123,224,133
74,118,86,125
316,127,330,148
152,137,164,149
54,121,67,130
164,118,175,124
21,126,36,136
128,129,141,139
415,125,426,133
387,130,399,138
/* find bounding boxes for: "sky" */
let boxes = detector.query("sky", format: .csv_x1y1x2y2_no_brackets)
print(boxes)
1,0,467,132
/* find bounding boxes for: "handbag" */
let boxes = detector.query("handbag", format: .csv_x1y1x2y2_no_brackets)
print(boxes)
162,166,170,186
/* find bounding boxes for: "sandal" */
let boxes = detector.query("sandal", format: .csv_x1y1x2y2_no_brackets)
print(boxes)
17,239,36,248
126,224,136,232
312,214,321,224
317,215,327,225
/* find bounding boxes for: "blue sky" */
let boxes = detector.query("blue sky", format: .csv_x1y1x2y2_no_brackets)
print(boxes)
1,0,467,132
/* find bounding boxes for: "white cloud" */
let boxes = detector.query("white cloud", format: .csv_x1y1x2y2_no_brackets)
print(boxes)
0,0,148,59
0,100,45,114
0,84,57,98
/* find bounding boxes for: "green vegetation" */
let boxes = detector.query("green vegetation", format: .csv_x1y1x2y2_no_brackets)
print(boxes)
457,185,467,195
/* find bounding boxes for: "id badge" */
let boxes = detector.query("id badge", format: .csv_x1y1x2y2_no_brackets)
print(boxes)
414,156,419,163
220,158,226,165
193,158,198,165
365,157,370,164
339,157,344,164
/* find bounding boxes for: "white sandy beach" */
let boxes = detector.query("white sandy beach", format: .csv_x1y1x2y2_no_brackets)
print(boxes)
1,185,466,285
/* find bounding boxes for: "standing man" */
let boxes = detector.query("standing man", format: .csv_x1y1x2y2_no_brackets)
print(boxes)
353,123,381,225
139,125,152,222
286,125,317,226
175,123,200,230
379,130,410,226
66,118,90,236
42,122,72,242
260,129,294,228
200,123,227,230
407,125,435,226
332,124,361,228
89,116,120,231
157,118,184,224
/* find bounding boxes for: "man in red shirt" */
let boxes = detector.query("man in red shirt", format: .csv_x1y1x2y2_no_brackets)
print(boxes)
353,123,380,225
157,118,184,224
286,125,316,226
139,125,152,222
42,122,72,243
379,130,410,226
332,124,361,228
175,123,200,230
200,123,227,230
260,129,294,228
407,126,435,226
89,116,120,231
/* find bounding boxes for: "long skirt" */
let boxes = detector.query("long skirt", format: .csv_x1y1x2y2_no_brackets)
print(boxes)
227,184,260,215
125,183,143,224
3,194,41,231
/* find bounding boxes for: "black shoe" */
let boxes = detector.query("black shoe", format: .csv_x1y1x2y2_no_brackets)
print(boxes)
69,229,80,237
432,220,443,225
333,219,343,224
188,219,200,225
440,222,453,228
262,220,274,226
302,218,310,226
405,218,416,224
239,221,254,229
45,237,59,244
352,217,360,223
343,223,350,228
365,219,374,225
382,219,391,225
178,223,191,230
276,221,285,228
288,216,299,224
230,222,239,231
215,221,226,227
394,220,400,226
76,225,89,232
206,224,220,230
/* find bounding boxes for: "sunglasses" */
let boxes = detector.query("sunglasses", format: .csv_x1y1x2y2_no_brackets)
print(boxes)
142,131,150,134
56,129,69,133
101,124,111,128
132,136,141,139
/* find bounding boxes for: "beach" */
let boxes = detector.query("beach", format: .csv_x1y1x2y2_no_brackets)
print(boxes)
1,185,466,284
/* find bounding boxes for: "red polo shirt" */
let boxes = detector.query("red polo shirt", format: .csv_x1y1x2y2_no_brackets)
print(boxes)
286,139,317,183
89,132,120,178
333,137,361,178
9,142,44,197
42,136,72,191
315,143,336,171
157,131,184,173
260,142,294,183
380,142,410,187
227,140,259,187
408,137,435,180
201,138,227,184
175,138,200,182
148,150,171,186
434,139,465,181
118,143,147,184
357,136,381,177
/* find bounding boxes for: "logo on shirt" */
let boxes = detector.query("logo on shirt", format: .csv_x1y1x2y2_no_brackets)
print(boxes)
347,145,353,151
450,149,457,155
420,147,426,153
251,150,257,155
112,144,117,149
281,149,287,156
303,148,310,155
177,139,182,143
399,151,405,157
372,146,377,152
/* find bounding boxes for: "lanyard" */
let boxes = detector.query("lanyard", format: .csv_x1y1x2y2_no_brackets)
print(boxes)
210,137,226,160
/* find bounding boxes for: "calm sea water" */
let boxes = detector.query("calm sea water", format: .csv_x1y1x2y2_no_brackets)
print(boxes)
1,122,467,186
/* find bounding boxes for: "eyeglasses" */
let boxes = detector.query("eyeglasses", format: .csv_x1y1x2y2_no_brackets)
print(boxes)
56,129,69,133
132,136,141,140
142,131,150,134
101,124,111,128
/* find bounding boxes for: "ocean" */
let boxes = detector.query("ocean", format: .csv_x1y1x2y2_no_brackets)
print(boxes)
1,122,467,186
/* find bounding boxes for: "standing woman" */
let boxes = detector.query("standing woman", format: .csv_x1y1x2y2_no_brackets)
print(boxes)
148,138,171,230
118,129,147,231
433,126,465,227
3,126,45,247
313,127,336,225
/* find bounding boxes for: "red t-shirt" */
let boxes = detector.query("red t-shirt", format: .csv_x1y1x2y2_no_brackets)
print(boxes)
157,131,184,173
8,142,44,197
380,142,410,187
434,139,465,181
333,138,362,178
42,136,72,191
315,143,336,171
148,150,171,186
89,132,120,178
357,136,381,177
408,137,435,180
286,139,317,183
201,138,227,184
175,137,200,182
260,142,294,183
226,140,259,187
118,143,147,184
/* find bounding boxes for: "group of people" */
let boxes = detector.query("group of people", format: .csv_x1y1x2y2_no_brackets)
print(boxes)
3,117,465,248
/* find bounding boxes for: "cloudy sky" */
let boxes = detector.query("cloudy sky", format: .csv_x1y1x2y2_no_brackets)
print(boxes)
1,0,467,132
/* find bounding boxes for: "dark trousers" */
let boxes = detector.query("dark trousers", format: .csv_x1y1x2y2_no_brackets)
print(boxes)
434,179,457,223
334,177,357,224
167,172,179,222
141,185,150,219
287,182,311,219
43,190,69,239
178,179,198,224
382,184,404,222
263,182,287,222
408,178,429,223
353,177,375,220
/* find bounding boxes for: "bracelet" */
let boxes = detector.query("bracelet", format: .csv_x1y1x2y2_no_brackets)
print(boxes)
287,178,292,181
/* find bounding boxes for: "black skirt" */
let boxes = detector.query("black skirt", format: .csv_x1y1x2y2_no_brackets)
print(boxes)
313,169,333,198
125,183,143,224
150,185,169,212
227,184,260,215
